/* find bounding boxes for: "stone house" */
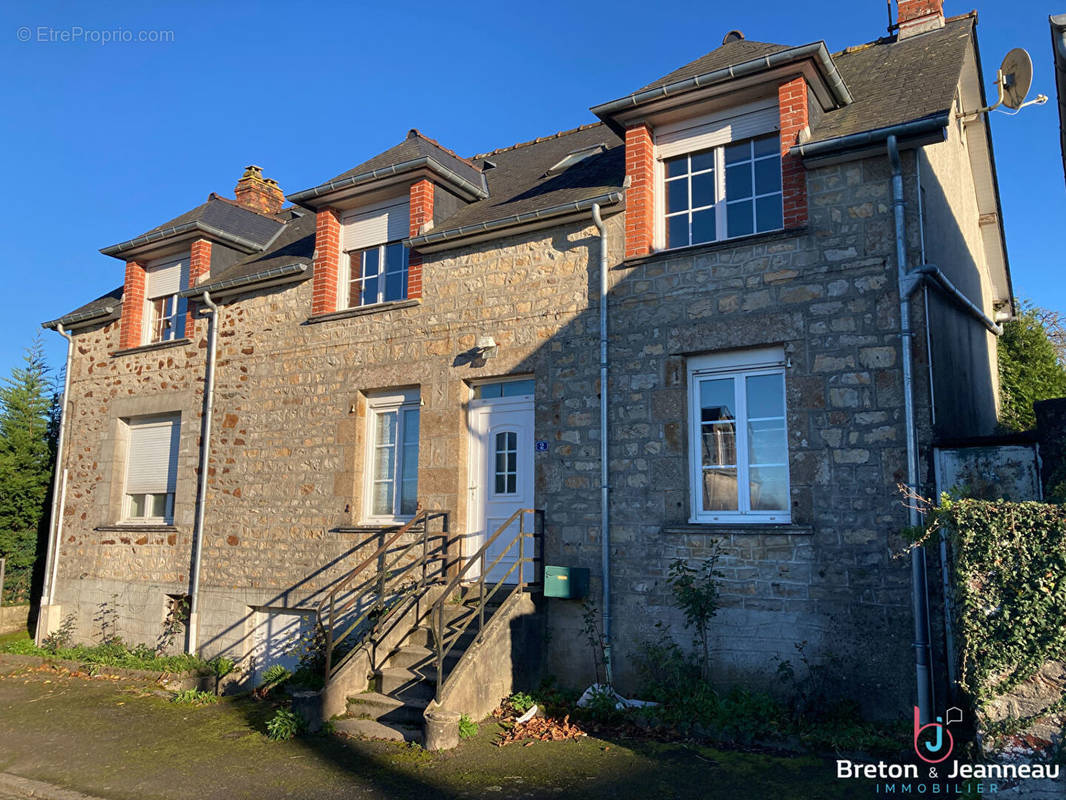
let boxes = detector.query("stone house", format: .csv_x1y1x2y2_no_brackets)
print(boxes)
38,0,1012,726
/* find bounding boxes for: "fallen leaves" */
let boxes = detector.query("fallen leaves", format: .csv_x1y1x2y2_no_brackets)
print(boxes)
496,714,587,747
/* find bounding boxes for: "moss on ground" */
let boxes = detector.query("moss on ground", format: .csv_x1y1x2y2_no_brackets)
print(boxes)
0,664,871,799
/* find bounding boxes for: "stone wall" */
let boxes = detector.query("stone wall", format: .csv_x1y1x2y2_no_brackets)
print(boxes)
48,141,998,714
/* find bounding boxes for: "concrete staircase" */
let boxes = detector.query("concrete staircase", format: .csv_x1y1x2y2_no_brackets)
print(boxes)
337,596,482,743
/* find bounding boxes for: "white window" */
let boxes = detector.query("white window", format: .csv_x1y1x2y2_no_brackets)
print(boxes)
124,415,180,523
364,390,420,521
341,199,410,309
655,99,783,250
143,256,188,344
687,347,790,524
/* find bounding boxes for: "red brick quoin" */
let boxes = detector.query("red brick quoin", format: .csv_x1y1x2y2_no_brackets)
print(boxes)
118,260,146,350
778,77,809,230
311,208,341,316
186,238,212,334
407,178,434,300
624,123,655,259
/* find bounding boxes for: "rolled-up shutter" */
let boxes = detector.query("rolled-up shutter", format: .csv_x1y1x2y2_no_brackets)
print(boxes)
126,417,180,494
655,100,779,160
145,258,187,299
342,199,410,251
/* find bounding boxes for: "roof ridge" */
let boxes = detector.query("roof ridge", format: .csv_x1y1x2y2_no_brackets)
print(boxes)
406,129,482,172
471,122,605,160
206,192,289,223
831,11,975,58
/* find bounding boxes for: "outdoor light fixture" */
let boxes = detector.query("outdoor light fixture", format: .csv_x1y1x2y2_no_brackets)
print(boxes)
474,335,498,359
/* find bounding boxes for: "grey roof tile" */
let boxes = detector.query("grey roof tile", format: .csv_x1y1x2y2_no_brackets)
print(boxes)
635,39,793,93
808,17,973,144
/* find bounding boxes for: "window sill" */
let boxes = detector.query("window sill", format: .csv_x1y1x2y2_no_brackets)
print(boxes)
110,338,192,357
306,299,420,325
618,227,808,269
332,522,412,534
663,523,812,536
96,524,179,533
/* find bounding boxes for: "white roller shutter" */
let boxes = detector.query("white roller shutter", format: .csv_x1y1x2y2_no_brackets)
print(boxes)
655,100,780,160
125,417,180,494
145,258,188,299
342,199,410,251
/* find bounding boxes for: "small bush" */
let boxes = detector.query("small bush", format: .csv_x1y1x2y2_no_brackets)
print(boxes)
458,714,478,739
266,708,305,741
42,613,76,654
260,664,291,686
171,688,218,706
509,692,535,714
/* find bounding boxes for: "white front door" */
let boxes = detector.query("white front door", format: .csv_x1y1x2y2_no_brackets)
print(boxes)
468,388,535,584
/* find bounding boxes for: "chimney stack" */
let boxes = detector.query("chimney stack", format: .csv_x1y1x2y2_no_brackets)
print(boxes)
897,0,945,40
234,165,284,215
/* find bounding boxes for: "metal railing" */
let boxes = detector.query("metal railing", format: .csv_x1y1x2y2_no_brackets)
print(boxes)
430,508,543,703
317,506,450,681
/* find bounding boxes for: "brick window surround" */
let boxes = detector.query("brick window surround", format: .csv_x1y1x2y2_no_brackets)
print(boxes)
119,260,147,350
186,239,211,334
311,180,432,315
622,82,810,259
778,77,810,230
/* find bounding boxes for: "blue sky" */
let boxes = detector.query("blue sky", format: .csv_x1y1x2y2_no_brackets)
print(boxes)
1,0,1062,377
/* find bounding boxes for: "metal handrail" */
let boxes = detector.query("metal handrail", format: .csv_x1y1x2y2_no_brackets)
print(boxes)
430,508,543,703
318,506,450,679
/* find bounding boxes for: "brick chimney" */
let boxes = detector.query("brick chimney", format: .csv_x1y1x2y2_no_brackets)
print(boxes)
897,0,945,40
234,165,284,215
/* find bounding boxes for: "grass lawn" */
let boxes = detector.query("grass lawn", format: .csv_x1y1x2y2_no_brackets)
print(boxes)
0,659,874,800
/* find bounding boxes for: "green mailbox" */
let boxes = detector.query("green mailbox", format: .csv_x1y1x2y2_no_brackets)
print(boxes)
544,566,590,599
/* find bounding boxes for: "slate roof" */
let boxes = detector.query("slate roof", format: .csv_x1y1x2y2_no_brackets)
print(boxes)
292,130,486,202
809,16,974,144
50,18,978,327
635,39,794,93
100,194,286,256
423,124,625,236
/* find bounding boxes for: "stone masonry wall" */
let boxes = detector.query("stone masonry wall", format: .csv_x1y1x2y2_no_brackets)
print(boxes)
49,146,969,716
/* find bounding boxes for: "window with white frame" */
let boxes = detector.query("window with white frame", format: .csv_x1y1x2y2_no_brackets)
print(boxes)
341,198,410,309
143,256,188,344
687,347,790,524
364,390,420,521
656,100,783,250
123,415,180,523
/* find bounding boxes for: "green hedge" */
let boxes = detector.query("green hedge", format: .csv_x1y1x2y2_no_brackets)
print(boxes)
933,498,1066,725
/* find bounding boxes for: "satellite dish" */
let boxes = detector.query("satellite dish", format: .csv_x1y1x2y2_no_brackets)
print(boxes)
1000,48,1033,110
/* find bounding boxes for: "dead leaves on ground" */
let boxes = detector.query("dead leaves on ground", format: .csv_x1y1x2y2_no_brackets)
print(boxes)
496,714,587,747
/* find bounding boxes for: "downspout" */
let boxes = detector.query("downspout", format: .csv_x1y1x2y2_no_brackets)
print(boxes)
591,203,613,686
186,291,219,655
887,135,934,725
36,323,73,642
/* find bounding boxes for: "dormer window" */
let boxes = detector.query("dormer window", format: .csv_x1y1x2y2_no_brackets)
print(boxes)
143,255,188,344
340,198,410,308
656,100,783,250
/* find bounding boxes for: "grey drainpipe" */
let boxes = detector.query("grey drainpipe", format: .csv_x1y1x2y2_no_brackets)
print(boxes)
591,203,613,686
36,323,73,642
888,135,934,725
187,291,219,655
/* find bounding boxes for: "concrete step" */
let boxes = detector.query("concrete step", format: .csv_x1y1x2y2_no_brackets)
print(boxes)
375,666,437,702
346,691,428,726
384,644,465,673
334,717,423,744
406,624,479,650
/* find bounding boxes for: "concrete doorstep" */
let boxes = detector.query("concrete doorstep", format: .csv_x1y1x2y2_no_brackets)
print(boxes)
0,773,109,800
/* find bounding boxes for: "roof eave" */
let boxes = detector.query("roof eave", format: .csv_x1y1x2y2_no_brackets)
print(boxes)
791,111,951,162
179,262,309,300
590,42,853,133
408,191,625,253
100,221,266,259
42,305,121,331
287,157,488,210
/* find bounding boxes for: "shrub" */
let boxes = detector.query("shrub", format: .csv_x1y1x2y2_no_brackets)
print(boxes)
509,692,535,714
458,714,478,739
266,708,304,741
41,613,76,654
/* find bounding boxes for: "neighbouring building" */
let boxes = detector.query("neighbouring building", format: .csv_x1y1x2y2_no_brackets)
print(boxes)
39,0,1013,723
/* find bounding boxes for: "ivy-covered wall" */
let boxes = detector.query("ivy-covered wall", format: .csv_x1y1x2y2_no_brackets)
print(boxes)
934,498,1066,756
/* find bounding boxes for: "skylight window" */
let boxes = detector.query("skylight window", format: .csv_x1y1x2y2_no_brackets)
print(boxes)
545,143,607,177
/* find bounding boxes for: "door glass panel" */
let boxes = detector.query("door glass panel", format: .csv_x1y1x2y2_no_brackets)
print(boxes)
699,378,735,422
399,408,419,516
701,423,737,467
474,379,534,399
494,431,518,495
746,374,784,418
